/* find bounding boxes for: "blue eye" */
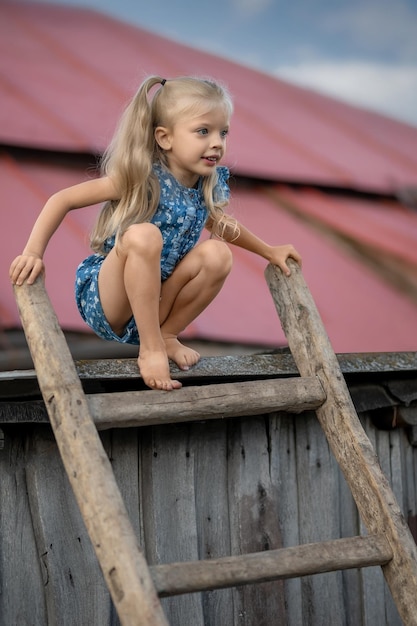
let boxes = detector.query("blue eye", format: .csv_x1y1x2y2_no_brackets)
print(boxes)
197,128,208,135
221,129,229,138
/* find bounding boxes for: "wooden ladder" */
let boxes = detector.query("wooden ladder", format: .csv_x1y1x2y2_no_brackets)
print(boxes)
13,261,417,626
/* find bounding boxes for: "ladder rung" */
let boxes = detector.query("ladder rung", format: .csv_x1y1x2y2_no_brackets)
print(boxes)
88,377,326,430
150,534,393,597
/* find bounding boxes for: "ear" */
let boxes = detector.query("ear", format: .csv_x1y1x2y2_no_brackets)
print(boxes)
154,126,172,151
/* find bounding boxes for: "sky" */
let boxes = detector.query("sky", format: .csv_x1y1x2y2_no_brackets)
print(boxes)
30,0,417,128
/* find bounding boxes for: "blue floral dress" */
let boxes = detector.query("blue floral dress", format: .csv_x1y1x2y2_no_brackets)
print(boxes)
75,163,230,344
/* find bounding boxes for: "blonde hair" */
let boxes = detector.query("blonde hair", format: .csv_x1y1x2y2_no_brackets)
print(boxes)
90,75,238,254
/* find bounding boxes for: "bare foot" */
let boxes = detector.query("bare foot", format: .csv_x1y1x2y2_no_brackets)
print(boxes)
163,335,200,371
138,349,182,391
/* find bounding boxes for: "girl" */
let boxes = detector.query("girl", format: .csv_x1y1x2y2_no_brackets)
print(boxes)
9,75,301,391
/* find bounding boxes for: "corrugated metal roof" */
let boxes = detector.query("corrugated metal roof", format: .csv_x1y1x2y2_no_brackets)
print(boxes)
2,1,417,355
2,155,417,353
214,184,417,352
2,1,417,193
272,186,417,270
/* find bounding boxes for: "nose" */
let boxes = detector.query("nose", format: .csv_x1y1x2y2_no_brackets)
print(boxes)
210,132,224,149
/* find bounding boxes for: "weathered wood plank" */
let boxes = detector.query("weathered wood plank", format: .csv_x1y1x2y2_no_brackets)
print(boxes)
191,420,235,626
2,351,417,401
0,428,47,624
25,426,113,625
13,278,168,626
0,400,47,423
1,410,416,624
88,376,325,429
375,426,404,625
106,429,143,545
227,416,286,625
269,411,303,626
0,377,325,427
73,351,417,380
403,429,417,525
359,416,398,625
139,424,204,626
295,411,345,625
150,534,392,596
265,260,417,626
337,444,363,626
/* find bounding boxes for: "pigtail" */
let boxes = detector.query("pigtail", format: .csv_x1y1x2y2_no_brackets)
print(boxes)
90,77,163,254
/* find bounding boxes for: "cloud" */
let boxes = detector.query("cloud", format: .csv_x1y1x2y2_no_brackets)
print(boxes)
274,60,417,128
322,1,417,61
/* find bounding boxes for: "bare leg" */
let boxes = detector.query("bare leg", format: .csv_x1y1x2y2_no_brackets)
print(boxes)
98,223,182,391
98,228,232,390
159,239,233,369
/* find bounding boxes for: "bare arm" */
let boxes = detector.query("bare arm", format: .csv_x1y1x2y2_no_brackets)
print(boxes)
10,176,118,285
209,219,302,277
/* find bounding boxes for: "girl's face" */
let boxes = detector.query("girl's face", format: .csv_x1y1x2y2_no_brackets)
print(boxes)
155,103,230,188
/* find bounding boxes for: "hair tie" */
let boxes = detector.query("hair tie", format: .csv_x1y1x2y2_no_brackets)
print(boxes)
160,79,166,86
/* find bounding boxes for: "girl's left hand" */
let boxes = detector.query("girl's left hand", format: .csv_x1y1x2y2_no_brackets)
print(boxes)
268,244,302,277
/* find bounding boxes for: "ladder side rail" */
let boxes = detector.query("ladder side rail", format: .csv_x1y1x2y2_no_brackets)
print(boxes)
13,278,168,626
265,261,417,626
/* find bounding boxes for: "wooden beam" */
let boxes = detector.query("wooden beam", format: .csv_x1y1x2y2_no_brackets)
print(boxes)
265,261,417,626
87,376,326,430
2,352,417,400
13,278,168,626
0,377,325,427
151,534,392,597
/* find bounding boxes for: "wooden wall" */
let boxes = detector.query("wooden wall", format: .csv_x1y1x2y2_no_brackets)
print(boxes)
1,407,415,625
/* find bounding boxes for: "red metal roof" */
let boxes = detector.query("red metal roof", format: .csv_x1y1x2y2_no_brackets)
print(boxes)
2,1,417,193
212,185,417,352
2,154,417,353
2,1,417,354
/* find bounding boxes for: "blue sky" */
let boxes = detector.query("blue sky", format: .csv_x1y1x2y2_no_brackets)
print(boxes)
33,0,417,127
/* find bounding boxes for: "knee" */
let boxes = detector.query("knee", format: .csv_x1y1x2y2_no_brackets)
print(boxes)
122,223,162,257
200,240,233,278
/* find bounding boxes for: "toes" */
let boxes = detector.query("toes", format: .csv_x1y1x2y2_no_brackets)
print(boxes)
179,350,200,370
144,377,182,391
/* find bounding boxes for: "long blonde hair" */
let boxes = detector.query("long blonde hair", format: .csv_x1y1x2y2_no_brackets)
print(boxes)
90,75,238,254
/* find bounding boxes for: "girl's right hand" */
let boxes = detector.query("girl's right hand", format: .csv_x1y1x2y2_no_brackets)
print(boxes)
9,254,45,286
